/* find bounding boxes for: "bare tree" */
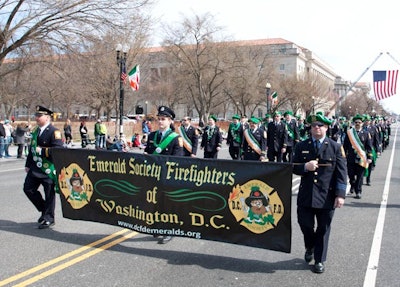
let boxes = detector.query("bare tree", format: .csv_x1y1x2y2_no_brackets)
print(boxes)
161,13,229,121
0,0,154,118
0,0,153,69
222,44,277,117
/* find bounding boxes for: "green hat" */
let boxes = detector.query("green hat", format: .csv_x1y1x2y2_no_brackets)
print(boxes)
248,116,260,124
273,111,281,117
306,113,333,125
232,114,240,120
364,114,371,121
284,110,293,117
352,114,364,122
264,113,272,118
209,114,217,122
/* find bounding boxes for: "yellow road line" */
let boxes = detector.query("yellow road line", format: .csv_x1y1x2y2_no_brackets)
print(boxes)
13,231,138,287
0,229,134,286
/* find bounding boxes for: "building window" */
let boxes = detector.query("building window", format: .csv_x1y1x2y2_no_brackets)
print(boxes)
280,64,285,71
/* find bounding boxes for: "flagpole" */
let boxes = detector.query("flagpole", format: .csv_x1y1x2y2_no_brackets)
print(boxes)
328,52,383,113
116,44,129,136
386,52,400,66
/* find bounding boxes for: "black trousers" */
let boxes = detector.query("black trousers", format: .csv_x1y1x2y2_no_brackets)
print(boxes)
267,149,283,162
347,163,365,194
229,145,241,160
204,151,218,158
23,172,56,222
282,146,293,162
297,206,335,263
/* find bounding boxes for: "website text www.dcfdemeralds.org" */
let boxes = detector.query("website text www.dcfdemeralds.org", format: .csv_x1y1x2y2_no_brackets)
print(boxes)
118,221,202,239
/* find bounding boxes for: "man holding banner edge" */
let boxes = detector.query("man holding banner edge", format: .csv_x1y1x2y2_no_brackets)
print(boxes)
292,112,347,274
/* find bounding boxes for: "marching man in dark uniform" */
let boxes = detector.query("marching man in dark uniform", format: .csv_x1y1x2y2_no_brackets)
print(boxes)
241,116,267,161
226,114,243,160
282,110,299,162
23,105,64,229
343,114,373,199
144,106,183,244
266,111,288,162
292,113,347,274
363,114,381,186
200,115,223,158
178,116,199,157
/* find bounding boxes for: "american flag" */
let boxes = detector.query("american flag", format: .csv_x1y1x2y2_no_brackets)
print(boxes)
121,65,128,84
373,70,399,101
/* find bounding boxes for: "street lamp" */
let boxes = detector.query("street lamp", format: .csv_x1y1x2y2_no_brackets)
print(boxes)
145,101,148,115
236,101,239,114
266,82,271,114
116,43,129,136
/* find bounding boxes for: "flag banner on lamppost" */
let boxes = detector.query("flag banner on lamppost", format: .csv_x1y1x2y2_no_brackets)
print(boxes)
271,91,278,105
53,148,292,253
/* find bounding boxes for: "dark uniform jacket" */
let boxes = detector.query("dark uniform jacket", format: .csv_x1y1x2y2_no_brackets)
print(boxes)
145,129,183,156
266,121,288,152
201,125,222,153
283,119,299,147
242,127,267,160
227,122,243,148
364,125,381,154
343,128,373,164
25,124,64,179
293,137,348,209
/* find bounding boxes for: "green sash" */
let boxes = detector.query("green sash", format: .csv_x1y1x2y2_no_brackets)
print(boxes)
152,130,179,154
31,128,59,192
229,122,242,144
243,129,262,155
179,126,193,153
285,121,295,139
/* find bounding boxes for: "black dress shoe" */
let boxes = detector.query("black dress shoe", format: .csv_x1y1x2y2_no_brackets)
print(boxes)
349,188,355,194
313,262,325,273
355,193,362,199
304,248,314,263
38,221,55,229
37,215,44,223
366,182,371,186
158,236,173,244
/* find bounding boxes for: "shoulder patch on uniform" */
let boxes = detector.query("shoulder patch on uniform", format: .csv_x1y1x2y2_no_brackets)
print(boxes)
302,151,310,154
54,130,62,139
178,136,183,147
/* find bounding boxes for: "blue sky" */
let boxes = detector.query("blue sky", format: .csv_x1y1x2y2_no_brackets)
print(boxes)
152,0,400,114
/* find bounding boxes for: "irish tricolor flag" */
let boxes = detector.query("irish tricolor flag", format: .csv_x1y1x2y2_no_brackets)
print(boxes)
271,91,278,104
128,65,140,91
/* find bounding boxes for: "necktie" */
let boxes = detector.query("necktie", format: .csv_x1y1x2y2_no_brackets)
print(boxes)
315,140,320,153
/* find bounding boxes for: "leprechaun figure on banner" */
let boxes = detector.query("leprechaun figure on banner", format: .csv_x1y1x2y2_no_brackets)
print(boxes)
23,105,64,229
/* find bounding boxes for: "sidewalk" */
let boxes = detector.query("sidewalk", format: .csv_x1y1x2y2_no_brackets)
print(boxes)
0,141,145,165
0,144,26,163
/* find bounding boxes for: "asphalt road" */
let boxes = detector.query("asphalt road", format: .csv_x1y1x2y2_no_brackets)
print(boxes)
0,126,399,287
